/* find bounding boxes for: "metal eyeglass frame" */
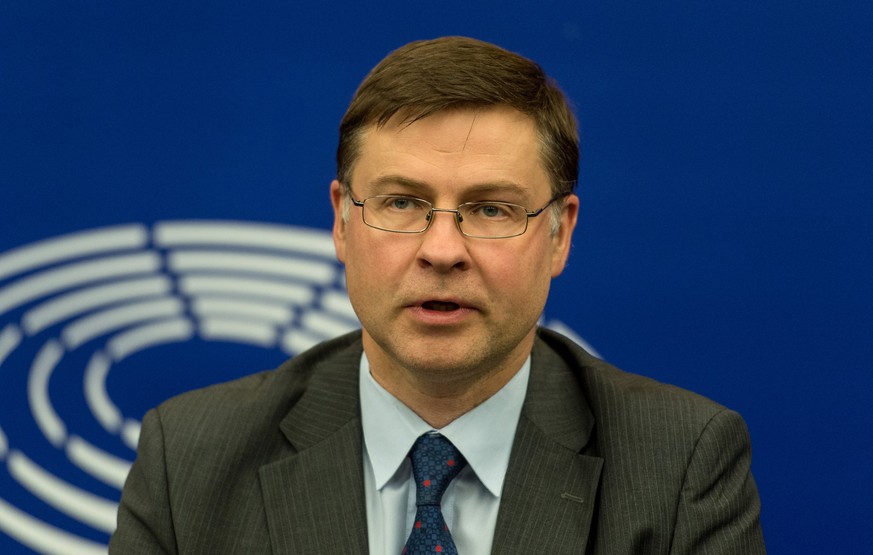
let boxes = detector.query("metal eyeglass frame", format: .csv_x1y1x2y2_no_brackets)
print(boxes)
347,189,566,239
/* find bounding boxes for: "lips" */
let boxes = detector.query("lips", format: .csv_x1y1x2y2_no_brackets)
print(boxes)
407,297,475,325
421,300,461,312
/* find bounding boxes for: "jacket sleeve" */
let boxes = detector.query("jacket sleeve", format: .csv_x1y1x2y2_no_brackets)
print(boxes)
109,407,178,554
670,408,766,554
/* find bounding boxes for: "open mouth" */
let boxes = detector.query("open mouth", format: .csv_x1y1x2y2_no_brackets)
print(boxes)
421,300,461,312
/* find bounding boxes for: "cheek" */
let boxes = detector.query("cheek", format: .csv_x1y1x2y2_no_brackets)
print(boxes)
344,231,415,283
478,240,553,294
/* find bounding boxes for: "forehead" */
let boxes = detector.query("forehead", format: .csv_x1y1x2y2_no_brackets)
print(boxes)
352,107,550,200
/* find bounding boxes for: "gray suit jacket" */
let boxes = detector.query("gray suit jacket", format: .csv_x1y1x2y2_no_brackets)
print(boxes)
110,328,765,554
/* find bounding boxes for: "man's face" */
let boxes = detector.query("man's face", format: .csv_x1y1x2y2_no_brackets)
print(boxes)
331,106,578,391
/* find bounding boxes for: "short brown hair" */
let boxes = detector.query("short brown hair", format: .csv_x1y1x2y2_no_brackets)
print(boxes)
336,36,579,198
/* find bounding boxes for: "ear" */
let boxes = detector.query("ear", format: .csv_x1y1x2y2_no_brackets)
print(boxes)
550,193,579,277
330,180,347,263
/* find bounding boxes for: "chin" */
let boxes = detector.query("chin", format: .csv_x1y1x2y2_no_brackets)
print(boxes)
395,343,499,381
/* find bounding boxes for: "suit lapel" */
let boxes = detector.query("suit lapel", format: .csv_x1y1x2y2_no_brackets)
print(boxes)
256,330,603,553
491,333,604,553
259,337,369,554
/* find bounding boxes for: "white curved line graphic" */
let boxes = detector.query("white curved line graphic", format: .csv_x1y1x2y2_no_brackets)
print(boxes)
0,224,147,281
0,220,405,553
168,250,337,284
7,450,118,534
543,319,602,358
28,340,66,447
155,221,336,257
0,324,22,366
179,274,315,304
66,435,131,490
199,318,278,347
84,352,121,433
301,311,359,338
23,276,173,336
320,291,358,321
0,496,108,555
0,253,162,315
107,318,194,362
281,329,327,356
121,420,141,451
192,297,293,324
62,298,184,350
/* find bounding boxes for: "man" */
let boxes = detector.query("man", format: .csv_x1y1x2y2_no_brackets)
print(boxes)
111,37,765,554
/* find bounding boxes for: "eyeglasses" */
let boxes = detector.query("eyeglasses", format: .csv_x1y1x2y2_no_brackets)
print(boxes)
348,190,564,239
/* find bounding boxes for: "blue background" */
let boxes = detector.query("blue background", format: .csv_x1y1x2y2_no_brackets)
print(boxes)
1,1,871,553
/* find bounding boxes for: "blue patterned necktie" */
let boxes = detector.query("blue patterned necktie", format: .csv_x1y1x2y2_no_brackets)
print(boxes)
402,433,468,555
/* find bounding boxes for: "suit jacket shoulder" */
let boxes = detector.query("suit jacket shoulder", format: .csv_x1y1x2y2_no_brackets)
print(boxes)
493,328,765,554
112,328,764,554
110,331,367,554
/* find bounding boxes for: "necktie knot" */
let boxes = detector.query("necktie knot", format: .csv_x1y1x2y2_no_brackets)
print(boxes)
410,433,467,505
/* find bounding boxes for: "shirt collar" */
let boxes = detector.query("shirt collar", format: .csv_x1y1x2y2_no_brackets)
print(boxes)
360,353,530,498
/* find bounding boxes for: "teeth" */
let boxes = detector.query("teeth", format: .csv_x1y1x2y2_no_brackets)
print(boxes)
423,301,460,311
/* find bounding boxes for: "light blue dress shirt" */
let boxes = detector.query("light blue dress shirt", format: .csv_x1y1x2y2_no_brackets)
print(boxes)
360,353,530,555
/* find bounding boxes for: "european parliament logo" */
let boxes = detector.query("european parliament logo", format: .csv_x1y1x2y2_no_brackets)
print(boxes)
0,221,593,554
0,221,357,554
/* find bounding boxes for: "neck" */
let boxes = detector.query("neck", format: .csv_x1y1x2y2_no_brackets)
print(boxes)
365,340,531,429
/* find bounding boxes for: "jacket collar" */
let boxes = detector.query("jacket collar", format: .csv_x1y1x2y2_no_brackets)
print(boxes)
259,333,369,554
491,331,603,553
258,329,604,553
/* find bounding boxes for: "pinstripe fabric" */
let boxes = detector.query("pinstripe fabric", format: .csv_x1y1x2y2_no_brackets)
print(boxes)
110,333,368,554
111,329,764,554
495,329,766,554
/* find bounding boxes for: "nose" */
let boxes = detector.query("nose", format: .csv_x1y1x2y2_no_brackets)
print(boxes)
416,208,470,272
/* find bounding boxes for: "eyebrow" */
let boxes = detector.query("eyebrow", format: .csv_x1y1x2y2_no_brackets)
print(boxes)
365,175,532,202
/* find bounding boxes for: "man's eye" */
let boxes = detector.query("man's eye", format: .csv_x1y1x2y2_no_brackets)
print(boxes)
481,205,503,217
387,197,416,210
472,203,509,219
